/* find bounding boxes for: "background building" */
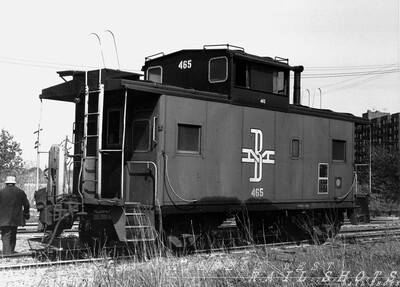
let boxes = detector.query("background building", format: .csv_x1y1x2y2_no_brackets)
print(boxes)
355,110,400,163
354,110,400,221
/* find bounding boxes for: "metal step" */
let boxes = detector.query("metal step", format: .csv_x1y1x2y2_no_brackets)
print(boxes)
125,226,156,241
125,212,147,216
126,226,154,236
124,205,157,242
125,238,157,243
86,112,100,116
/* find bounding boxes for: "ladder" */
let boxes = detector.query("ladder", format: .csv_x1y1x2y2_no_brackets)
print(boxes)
81,70,128,199
124,202,157,242
82,70,104,198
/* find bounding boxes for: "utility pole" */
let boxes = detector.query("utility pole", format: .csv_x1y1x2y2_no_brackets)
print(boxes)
33,126,43,192
34,126,49,192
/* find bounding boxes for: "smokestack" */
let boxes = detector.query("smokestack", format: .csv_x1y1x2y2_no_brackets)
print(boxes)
292,65,304,105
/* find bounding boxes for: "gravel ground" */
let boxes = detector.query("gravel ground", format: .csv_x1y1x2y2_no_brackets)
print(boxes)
0,234,101,287
0,262,100,287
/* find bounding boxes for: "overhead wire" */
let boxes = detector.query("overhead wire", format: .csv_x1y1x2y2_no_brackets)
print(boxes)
314,64,397,89
303,68,398,78
305,63,398,70
303,63,398,78
302,62,399,96
0,55,142,73
0,56,93,70
1,54,398,95
322,72,392,95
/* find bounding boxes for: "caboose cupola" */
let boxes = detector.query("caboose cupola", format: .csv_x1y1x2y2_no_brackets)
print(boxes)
142,44,303,110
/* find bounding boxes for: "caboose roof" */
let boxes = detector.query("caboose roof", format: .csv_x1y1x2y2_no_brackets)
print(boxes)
119,79,367,124
40,69,141,102
143,47,293,70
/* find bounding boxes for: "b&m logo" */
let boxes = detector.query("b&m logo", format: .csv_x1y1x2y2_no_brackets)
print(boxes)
242,129,275,183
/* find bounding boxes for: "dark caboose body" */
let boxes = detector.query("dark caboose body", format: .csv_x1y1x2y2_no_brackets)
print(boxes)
38,45,367,246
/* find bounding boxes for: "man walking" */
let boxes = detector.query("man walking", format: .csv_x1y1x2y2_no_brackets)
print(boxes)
0,176,30,255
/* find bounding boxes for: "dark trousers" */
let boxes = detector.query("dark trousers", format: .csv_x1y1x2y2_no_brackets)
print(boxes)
1,226,17,255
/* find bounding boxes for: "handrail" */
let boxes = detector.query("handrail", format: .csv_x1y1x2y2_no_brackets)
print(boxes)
145,52,164,61
126,161,158,206
152,116,158,145
97,79,104,199
121,89,128,199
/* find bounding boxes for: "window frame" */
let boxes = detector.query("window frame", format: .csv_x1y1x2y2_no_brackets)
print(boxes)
106,107,123,147
234,60,249,88
332,139,346,163
146,66,163,83
290,138,301,159
208,56,228,83
273,70,286,94
132,119,151,153
176,123,202,155
234,60,288,95
318,163,329,194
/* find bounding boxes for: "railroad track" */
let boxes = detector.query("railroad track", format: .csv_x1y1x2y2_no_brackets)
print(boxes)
4,219,399,271
17,222,79,234
193,239,312,255
343,217,400,226
0,239,308,271
19,216,398,234
337,226,400,243
0,257,110,270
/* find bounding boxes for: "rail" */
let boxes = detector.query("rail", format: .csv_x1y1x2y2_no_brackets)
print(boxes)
17,222,79,234
0,257,111,270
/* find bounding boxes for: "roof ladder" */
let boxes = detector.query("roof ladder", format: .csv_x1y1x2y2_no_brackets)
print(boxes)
82,70,104,198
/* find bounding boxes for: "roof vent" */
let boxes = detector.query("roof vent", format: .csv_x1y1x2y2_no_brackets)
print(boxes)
274,56,289,64
203,44,244,51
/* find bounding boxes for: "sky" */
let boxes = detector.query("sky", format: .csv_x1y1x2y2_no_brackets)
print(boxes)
0,0,399,167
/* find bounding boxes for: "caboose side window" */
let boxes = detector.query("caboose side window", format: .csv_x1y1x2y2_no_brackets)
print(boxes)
332,140,346,162
318,163,329,194
273,71,285,94
235,61,248,87
209,57,228,83
234,61,287,95
132,120,150,152
147,66,162,83
250,64,271,92
177,124,201,154
107,108,122,146
291,138,301,159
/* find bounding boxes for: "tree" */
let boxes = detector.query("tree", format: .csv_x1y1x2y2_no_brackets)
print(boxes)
0,129,23,176
370,146,400,203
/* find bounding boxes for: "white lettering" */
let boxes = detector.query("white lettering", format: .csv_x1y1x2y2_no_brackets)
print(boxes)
178,60,192,69
242,129,275,183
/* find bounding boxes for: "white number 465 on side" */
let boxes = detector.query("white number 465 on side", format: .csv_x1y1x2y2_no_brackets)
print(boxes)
178,60,192,69
251,188,264,198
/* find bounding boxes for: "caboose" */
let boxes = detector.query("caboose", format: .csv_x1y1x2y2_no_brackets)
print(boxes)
37,45,368,247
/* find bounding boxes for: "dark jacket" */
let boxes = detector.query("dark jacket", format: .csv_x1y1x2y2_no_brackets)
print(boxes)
0,185,30,227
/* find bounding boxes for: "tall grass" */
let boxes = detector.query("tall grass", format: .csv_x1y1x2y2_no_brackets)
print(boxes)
87,232,400,287
54,209,400,286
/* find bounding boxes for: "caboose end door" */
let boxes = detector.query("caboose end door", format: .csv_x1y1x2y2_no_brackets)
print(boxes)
123,94,159,207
